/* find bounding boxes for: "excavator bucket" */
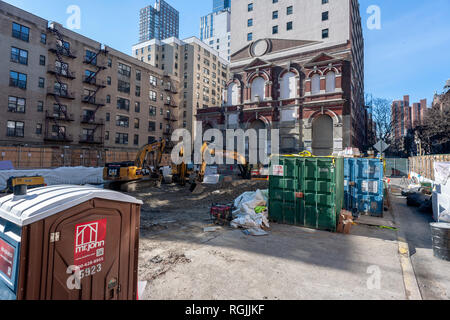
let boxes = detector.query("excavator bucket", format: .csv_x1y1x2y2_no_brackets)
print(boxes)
190,182,205,194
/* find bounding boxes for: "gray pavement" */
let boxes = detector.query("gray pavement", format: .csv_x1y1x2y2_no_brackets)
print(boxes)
390,184,450,300
140,214,406,300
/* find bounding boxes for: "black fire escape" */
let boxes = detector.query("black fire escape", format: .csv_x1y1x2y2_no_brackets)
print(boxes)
163,78,179,150
80,46,109,145
45,26,77,143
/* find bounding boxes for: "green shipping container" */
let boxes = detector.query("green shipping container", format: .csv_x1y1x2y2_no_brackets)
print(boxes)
269,156,344,232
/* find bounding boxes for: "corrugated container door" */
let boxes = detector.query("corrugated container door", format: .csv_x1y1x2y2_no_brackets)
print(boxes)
301,158,339,232
269,157,300,225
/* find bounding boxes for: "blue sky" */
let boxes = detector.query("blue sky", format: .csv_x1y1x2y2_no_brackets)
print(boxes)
5,0,450,105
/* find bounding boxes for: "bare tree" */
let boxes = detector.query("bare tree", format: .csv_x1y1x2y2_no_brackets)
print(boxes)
365,94,394,142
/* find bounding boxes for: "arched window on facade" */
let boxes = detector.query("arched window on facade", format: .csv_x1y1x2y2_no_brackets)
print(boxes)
325,71,336,93
226,83,239,106
251,77,265,102
280,72,297,99
311,74,320,95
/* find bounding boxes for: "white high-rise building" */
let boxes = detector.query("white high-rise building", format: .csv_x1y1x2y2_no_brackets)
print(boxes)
200,6,231,61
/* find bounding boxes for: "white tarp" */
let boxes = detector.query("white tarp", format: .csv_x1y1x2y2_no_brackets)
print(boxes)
0,167,104,190
433,192,450,222
435,162,450,195
231,189,270,231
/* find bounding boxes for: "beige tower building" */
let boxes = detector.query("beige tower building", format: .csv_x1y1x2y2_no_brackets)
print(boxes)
132,36,230,139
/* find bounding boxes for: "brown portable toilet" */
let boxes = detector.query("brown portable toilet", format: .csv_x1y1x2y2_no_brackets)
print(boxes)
0,185,142,300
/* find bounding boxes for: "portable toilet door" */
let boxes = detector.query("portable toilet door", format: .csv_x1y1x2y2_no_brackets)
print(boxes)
45,204,123,300
0,185,143,300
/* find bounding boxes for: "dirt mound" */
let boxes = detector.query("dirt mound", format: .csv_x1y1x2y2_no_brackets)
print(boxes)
135,180,268,212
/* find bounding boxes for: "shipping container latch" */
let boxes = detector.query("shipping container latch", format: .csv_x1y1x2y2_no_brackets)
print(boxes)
50,232,60,243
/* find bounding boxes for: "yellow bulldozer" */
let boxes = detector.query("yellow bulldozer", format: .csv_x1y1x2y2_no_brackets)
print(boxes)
103,140,167,191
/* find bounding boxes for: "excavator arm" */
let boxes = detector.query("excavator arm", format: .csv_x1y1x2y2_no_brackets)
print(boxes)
135,139,166,170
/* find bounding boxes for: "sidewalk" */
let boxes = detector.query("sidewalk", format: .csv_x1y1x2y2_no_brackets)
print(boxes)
390,186,450,300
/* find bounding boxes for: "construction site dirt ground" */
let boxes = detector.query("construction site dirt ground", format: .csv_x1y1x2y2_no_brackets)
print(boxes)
131,180,409,300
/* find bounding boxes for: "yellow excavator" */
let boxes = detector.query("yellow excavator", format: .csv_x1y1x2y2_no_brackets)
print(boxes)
190,142,251,192
103,140,167,191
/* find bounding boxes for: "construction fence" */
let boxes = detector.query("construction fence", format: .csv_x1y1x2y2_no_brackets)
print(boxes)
0,146,173,170
409,154,450,181
385,158,409,177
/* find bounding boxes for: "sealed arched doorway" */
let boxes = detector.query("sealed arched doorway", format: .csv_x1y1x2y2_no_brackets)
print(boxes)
312,115,333,156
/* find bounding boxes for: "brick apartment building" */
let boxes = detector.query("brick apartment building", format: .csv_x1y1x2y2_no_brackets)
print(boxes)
0,1,180,153
391,95,428,140
196,0,366,156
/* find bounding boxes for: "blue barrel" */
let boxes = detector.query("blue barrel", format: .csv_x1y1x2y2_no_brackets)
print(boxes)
344,158,384,217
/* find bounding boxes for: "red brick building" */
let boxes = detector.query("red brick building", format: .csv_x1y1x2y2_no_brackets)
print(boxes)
196,0,366,156
392,95,428,140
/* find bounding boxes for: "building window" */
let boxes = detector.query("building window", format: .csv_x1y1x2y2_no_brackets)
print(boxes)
7,121,24,137
251,77,265,101
118,63,131,77
108,59,112,67
322,11,329,21
10,71,27,89
117,97,130,111
136,85,141,97
287,6,293,15
149,75,157,86
115,133,128,145
149,90,157,101
8,96,26,113
105,131,110,141
287,21,293,31
311,74,321,95
116,115,129,128
248,3,253,12
247,33,253,41
135,102,141,113
106,95,111,104
37,101,43,112
36,124,42,135
273,11,278,19
322,0,329,4
136,70,141,81
322,28,329,39
106,113,110,122
272,26,278,34
134,118,140,129
134,134,139,146
11,47,28,65
85,50,97,65
118,80,130,93
107,77,112,85
325,71,336,93
39,55,46,66
38,77,45,88
40,33,47,44
149,106,156,116
248,19,253,27
280,72,297,99
148,121,156,132
12,22,29,42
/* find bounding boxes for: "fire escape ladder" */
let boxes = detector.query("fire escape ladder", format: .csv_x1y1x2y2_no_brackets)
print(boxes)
47,26,72,140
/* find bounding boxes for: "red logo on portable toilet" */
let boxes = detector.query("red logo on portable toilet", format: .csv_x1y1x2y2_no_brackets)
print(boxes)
74,219,107,268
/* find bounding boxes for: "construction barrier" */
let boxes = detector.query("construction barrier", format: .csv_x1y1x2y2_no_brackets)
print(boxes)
385,158,409,177
0,145,174,170
409,154,450,181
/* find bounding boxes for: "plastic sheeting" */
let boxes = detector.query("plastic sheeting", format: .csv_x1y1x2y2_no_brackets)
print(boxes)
0,167,104,190
231,189,270,231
